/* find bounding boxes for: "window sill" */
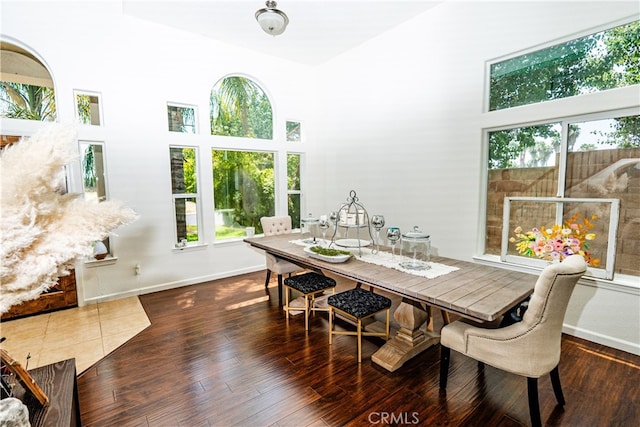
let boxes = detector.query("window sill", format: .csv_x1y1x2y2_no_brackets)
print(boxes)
84,256,118,267
473,254,640,295
172,243,208,253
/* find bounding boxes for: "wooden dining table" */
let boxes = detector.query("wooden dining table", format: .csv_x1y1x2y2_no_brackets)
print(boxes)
244,233,537,371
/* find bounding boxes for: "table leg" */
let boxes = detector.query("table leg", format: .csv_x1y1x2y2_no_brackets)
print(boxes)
371,298,440,372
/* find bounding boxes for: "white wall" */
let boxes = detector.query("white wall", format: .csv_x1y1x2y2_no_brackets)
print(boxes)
2,1,638,354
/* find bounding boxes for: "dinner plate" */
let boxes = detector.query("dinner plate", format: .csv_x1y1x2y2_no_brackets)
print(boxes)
334,238,371,248
304,246,352,263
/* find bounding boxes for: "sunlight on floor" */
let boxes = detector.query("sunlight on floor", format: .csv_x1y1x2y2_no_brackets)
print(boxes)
225,295,270,310
578,344,640,369
0,296,150,374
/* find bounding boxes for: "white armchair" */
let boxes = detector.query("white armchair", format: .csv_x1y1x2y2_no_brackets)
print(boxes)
439,255,587,427
260,216,304,304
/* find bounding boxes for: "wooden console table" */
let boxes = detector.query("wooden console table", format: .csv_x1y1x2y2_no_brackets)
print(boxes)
12,358,80,427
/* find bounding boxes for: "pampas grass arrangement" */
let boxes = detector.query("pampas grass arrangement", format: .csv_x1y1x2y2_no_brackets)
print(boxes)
0,124,137,314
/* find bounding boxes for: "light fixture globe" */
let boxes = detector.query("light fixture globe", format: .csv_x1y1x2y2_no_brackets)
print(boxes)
255,1,289,36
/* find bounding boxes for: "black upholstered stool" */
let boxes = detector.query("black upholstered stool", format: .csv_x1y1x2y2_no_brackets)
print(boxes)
327,288,392,363
283,272,337,330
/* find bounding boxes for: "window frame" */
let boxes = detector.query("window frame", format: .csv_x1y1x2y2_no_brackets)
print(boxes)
169,145,202,248
167,102,198,134
211,147,277,240
286,151,303,230
74,90,103,126
479,107,639,285
501,196,620,280
484,16,639,113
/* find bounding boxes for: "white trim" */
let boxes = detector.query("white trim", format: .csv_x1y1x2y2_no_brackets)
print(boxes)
563,324,640,356
81,265,266,305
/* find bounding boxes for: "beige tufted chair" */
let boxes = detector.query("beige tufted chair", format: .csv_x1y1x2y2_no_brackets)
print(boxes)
260,216,304,304
439,255,587,427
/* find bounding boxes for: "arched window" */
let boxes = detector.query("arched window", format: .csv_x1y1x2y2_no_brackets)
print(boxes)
0,41,56,121
209,76,273,139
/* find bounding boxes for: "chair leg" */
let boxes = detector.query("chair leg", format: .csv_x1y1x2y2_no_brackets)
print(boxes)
277,274,284,306
264,270,272,290
439,346,450,389
357,319,362,363
328,307,334,344
550,365,565,406
304,294,310,331
284,285,290,320
527,377,542,427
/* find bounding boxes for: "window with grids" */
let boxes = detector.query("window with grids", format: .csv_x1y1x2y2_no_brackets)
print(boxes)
170,146,200,246
485,113,639,279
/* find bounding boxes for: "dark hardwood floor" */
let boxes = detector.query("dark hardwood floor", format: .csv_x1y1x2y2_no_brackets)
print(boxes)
77,271,640,426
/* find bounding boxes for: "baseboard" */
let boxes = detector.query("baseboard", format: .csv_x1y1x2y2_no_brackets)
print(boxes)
82,265,265,305
563,324,640,356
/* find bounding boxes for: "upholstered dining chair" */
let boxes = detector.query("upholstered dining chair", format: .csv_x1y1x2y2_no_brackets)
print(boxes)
260,216,305,304
439,255,587,427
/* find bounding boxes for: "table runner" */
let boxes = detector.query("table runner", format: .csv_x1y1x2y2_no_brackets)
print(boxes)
290,239,459,279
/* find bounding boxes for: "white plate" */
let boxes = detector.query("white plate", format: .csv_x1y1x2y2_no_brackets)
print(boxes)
304,246,352,263
334,238,371,248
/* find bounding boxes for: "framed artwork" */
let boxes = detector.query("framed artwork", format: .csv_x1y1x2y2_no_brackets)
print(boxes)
1,349,48,406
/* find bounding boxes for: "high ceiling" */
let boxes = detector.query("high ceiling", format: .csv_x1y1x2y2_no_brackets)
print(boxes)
122,0,444,65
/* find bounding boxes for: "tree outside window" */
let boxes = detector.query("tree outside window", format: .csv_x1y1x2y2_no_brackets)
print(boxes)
489,20,639,111
210,76,273,139
212,150,274,239
0,43,56,121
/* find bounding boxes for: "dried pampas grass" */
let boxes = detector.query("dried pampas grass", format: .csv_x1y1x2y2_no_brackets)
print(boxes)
1,124,137,314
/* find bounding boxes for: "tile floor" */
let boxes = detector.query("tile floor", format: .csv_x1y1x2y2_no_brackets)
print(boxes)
0,296,150,374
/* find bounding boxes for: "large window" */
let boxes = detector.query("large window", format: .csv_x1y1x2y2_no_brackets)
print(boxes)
485,112,639,279
212,150,274,239
170,147,200,247
208,76,303,241
489,20,639,111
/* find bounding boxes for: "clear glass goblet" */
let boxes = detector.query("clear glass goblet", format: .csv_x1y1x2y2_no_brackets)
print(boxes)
371,215,385,253
319,218,331,246
386,227,401,259
329,211,338,225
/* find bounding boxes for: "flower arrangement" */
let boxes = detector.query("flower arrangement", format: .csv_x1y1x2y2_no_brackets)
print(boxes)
509,213,600,266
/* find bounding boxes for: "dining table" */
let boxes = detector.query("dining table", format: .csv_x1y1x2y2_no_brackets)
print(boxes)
244,233,537,372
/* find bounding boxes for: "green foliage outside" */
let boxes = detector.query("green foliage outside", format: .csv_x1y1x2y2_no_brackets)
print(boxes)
287,154,301,228
489,21,640,169
0,82,56,121
76,94,92,125
210,76,273,139
212,150,275,237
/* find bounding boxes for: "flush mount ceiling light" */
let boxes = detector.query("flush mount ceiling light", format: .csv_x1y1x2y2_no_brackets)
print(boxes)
255,1,289,36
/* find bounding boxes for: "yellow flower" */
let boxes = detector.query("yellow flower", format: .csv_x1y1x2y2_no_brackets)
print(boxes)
585,233,596,240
